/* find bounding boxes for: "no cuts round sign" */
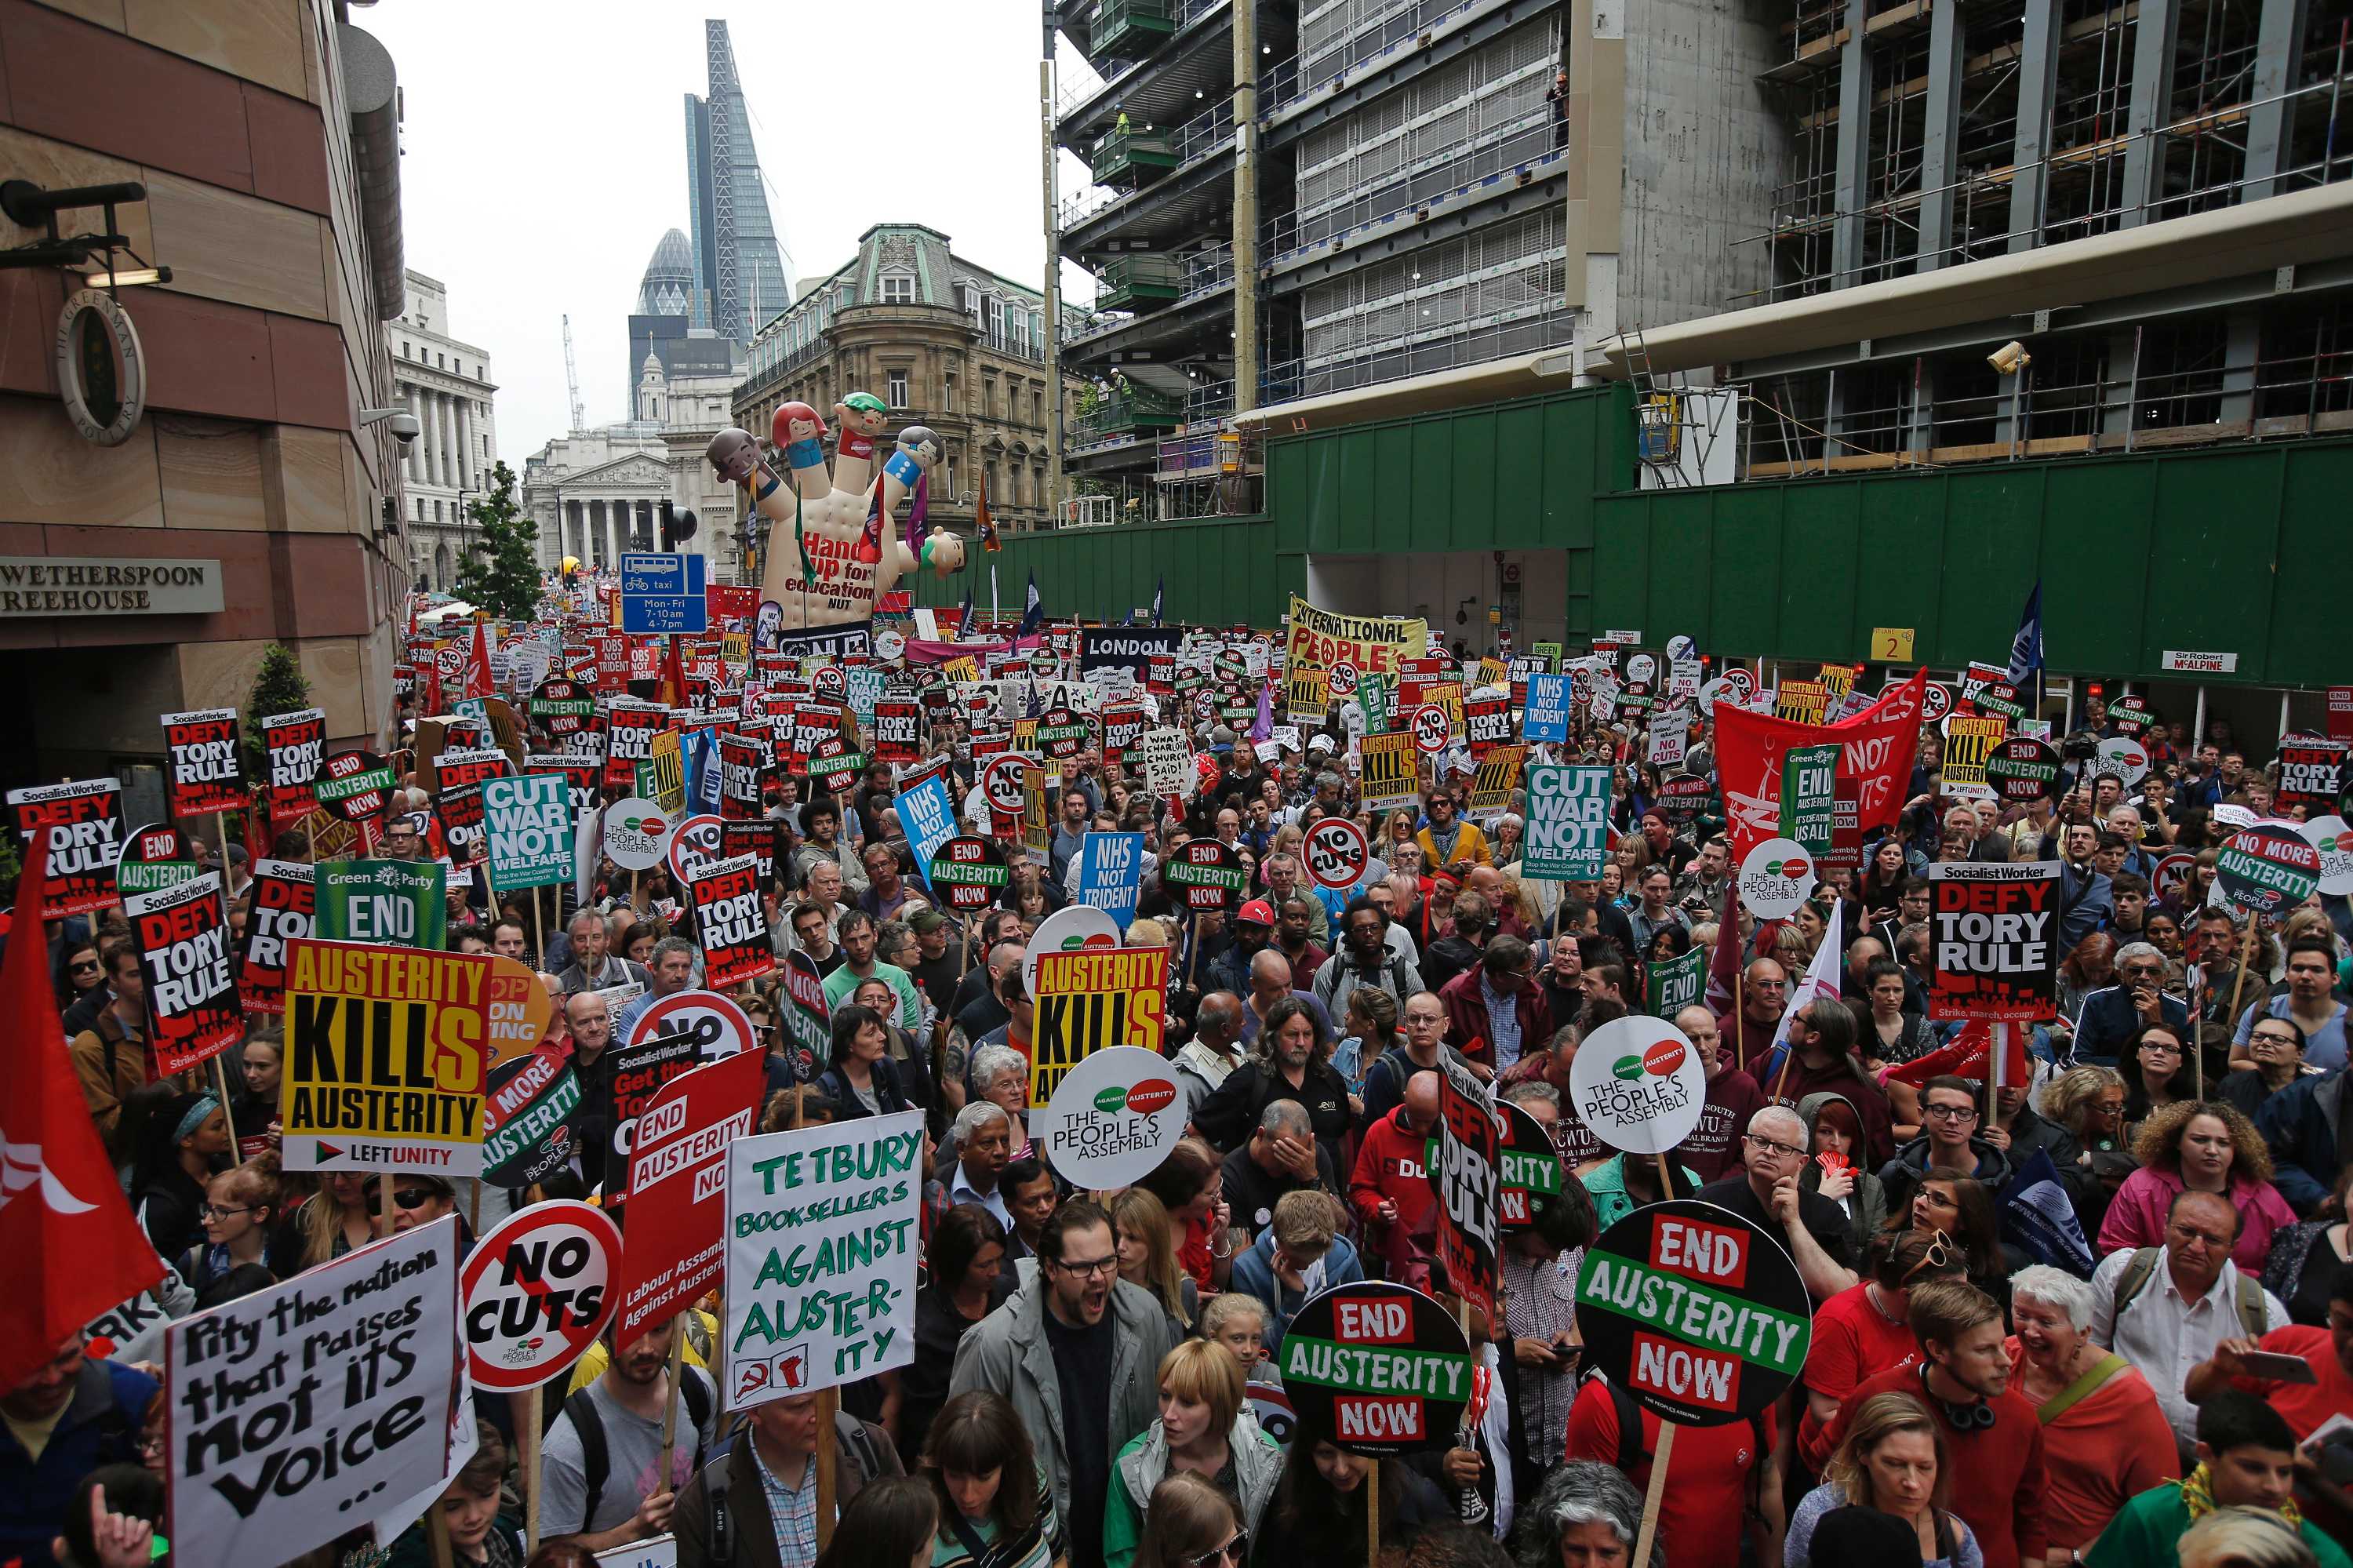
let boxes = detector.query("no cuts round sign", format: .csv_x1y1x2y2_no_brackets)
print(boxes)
460,1200,623,1391
1303,817,1369,890
1412,704,1450,755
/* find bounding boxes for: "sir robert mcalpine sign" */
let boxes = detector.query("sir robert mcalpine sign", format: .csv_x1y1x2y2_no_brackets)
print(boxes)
0,557,224,616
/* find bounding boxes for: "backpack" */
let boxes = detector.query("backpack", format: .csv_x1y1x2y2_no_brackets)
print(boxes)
565,1365,715,1533
696,1411,892,1566
2112,1246,2270,1337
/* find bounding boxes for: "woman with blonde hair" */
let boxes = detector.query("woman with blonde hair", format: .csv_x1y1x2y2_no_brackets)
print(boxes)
296,1169,380,1268
1787,1392,1981,1567
2099,1099,2298,1274
1106,1341,1284,1566
1113,1187,1198,1333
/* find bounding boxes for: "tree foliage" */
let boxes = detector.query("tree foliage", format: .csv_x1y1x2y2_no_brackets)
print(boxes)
453,461,540,620
242,642,311,782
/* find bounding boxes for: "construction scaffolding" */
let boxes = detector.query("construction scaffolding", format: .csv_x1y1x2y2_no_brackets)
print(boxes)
1742,0,2353,304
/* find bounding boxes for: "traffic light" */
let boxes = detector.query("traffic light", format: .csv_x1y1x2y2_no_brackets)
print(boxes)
660,500,698,551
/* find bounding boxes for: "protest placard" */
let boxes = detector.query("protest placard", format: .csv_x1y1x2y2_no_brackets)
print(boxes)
601,796,674,871
315,748,397,824
162,708,248,816
2302,815,2353,898
2278,737,2349,808
165,1217,460,1568
1469,744,1525,819
1031,946,1169,1102
1524,674,1571,744
1280,1282,1471,1455
610,989,755,1172
1737,837,1817,919
723,1112,925,1407
1078,831,1147,922
689,852,774,988
1304,817,1369,891
530,677,596,737
1522,764,1612,880
1358,729,1420,813
1163,839,1245,914
1928,861,2061,1024
238,858,315,1013
1940,714,2007,798
1574,1199,1809,1424
1780,743,1836,856
116,821,197,897
713,732,766,819
461,1200,623,1391
434,782,489,869
481,1042,582,1188
128,872,240,1074
8,778,123,918
926,835,1007,911
1646,947,1707,1018
1569,1015,1707,1155
1433,1056,1501,1325
279,938,494,1173
1986,737,2063,802
261,708,326,825
314,858,448,950
614,1050,762,1351
1031,1046,1185,1189
482,772,573,892
2217,825,2322,919
1136,727,1192,796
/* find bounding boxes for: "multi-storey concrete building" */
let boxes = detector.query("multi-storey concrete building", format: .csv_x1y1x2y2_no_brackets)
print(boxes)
733,224,1090,537
391,269,498,592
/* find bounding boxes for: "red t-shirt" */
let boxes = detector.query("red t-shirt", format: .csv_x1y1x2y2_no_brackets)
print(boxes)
1565,1378,1776,1568
1797,1283,1922,1472
1824,1364,2049,1568
2228,1324,2353,1441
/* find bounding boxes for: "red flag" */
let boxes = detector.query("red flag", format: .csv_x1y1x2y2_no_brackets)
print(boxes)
0,826,165,1388
656,635,688,710
1713,669,1928,864
463,619,494,700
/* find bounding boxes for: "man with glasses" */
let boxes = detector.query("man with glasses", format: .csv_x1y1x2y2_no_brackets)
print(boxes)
1696,1105,1857,1301
2233,936,2348,1074
2069,940,2186,1066
1414,788,1491,874
951,1199,1177,1568
381,810,429,861
2089,1188,2286,1454
1878,1075,2013,1220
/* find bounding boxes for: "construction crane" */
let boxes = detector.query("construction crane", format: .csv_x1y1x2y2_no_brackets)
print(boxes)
561,313,585,434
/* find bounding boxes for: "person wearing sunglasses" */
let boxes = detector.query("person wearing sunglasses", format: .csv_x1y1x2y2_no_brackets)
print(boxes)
1104,1341,1282,1568
362,1173,457,1235
949,1200,1179,1568
1795,1228,1966,1480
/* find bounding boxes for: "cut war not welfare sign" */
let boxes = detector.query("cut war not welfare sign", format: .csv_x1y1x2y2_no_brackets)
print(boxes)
280,938,496,1175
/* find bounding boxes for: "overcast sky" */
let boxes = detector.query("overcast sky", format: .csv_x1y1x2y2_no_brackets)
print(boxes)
368,1,1101,464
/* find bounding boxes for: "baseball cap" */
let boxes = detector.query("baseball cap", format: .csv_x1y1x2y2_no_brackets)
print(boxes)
911,908,949,935
1236,900,1275,927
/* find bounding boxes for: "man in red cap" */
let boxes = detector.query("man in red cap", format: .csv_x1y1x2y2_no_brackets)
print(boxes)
1209,897,1278,995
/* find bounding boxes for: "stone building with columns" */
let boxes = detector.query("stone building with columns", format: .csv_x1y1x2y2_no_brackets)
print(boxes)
518,424,672,574
733,224,1086,535
391,270,498,591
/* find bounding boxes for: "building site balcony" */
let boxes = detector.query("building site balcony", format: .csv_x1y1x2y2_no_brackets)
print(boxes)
1075,384,1188,442
1090,0,1179,59
1097,254,1185,312
1090,128,1180,188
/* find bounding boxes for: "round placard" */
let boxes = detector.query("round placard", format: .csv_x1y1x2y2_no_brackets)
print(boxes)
1328,663,1360,700
624,987,757,1058
1919,683,1953,722
2301,814,2353,898
1986,737,2063,802
2096,735,2151,787
1031,1045,1186,1189
1024,903,1125,995
981,755,1028,818
2217,824,2321,917
601,797,674,871
1573,1199,1810,1426
1279,1281,1471,1456
1737,836,1817,919
1411,704,1450,755
1303,817,1369,891
459,1200,623,1391
1567,1014,1707,1155
1164,839,1244,913
926,835,1008,911
666,812,726,883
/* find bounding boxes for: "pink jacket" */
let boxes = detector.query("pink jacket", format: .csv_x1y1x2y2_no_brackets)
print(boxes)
2097,1165,2297,1275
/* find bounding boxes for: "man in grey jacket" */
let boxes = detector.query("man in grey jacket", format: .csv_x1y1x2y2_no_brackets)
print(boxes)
949,1199,1177,1568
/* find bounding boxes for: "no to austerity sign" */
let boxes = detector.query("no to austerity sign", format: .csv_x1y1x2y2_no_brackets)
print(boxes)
279,938,496,1174
1280,1282,1472,1455
2217,825,2322,917
460,1200,622,1391
614,1049,762,1352
1574,1199,1810,1424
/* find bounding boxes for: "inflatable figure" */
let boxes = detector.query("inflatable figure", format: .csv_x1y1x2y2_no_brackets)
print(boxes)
706,393,964,657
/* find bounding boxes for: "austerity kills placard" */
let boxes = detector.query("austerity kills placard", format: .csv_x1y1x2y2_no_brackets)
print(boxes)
1358,730,1419,814
162,708,249,816
280,938,495,1173
1281,1282,1471,1455
238,859,315,1013
1574,1199,1809,1424
128,872,240,1073
1522,765,1612,881
482,773,573,890
8,778,124,918
1929,860,2061,1023
614,1050,762,1352
724,1113,924,1407
261,708,326,825
689,852,773,988
1031,947,1169,1102
165,1217,460,1568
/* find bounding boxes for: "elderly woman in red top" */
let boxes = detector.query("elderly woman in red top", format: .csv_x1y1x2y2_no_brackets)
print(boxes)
2006,1264,2179,1566
2097,1100,2298,1276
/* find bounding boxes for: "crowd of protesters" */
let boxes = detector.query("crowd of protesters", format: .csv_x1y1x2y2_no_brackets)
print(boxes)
8,661,2352,1568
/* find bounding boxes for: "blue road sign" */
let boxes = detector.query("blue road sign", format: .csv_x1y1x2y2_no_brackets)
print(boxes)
618,552,707,635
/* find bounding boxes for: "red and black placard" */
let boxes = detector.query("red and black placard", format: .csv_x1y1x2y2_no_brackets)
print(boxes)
873,700,924,764
1163,839,1246,913
716,732,768,820
260,708,325,826
689,852,775,988
7,779,125,919
237,858,315,1013
126,872,240,1074
1928,860,2061,1023
162,708,248,816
